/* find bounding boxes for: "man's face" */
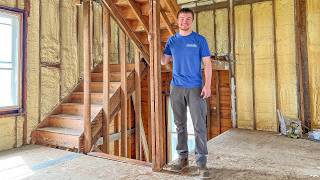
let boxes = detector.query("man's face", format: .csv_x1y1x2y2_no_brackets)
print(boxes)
177,12,193,31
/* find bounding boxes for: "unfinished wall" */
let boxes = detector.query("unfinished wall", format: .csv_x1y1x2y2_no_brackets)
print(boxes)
233,1,298,132
0,0,123,152
306,0,320,129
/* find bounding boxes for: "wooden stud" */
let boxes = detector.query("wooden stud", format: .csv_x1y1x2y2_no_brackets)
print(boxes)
120,29,128,157
229,0,237,128
102,6,111,153
83,0,92,154
250,3,256,130
134,48,141,160
127,98,132,158
150,0,165,171
272,0,279,131
295,0,310,131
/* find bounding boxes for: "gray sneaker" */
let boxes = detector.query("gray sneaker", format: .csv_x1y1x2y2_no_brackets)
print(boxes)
169,157,189,172
199,166,210,179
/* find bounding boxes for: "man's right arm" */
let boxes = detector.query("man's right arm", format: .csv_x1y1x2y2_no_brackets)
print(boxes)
162,54,172,65
149,33,172,66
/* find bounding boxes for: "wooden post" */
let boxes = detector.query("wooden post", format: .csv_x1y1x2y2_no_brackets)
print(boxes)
150,0,165,171
120,30,128,157
229,0,237,128
295,0,310,131
134,48,141,160
83,0,92,154
102,6,111,153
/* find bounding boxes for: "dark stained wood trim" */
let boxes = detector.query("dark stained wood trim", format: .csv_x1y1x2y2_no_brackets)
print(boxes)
216,71,221,134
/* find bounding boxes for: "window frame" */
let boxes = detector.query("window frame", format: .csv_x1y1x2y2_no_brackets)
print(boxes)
0,6,26,116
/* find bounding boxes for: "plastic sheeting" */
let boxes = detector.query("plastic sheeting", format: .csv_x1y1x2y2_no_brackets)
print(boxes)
235,5,254,129
307,0,320,129
215,8,229,55
275,0,298,119
253,2,277,131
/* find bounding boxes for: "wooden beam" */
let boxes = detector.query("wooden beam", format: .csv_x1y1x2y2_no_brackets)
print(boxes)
102,6,111,153
88,152,152,167
120,30,128,157
160,10,175,35
150,0,165,171
101,0,150,64
134,48,141,160
127,0,149,32
83,0,92,154
295,0,310,131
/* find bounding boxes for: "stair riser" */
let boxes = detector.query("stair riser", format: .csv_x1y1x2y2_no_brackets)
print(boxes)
70,94,104,104
61,105,100,116
77,83,119,93
32,131,80,149
47,118,83,130
91,73,123,82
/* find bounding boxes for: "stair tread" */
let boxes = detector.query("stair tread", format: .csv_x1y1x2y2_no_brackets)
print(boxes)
62,103,102,107
72,92,114,97
50,114,82,120
37,127,82,136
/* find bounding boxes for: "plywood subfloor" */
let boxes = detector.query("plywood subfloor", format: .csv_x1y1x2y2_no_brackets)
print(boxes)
0,129,319,180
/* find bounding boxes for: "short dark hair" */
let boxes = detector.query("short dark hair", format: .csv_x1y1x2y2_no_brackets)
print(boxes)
177,8,194,20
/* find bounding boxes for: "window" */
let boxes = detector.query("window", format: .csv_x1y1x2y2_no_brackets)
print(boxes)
0,7,25,115
167,99,196,161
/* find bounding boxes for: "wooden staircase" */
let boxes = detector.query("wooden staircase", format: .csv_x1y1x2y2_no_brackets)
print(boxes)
31,63,147,152
101,0,179,63
32,0,179,158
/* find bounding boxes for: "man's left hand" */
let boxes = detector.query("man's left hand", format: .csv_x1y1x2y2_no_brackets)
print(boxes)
201,86,211,99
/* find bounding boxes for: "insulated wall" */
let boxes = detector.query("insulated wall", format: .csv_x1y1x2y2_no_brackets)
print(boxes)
306,0,320,129
234,5,254,129
234,0,298,132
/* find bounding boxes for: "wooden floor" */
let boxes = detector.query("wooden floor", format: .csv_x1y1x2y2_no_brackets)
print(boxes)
1,129,319,180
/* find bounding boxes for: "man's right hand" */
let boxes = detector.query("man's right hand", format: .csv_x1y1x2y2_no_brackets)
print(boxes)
148,33,152,44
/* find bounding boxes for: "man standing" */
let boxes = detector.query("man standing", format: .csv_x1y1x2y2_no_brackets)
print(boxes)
161,8,212,179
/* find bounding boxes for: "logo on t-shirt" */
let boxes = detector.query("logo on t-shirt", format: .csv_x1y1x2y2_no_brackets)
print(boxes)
186,43,198,48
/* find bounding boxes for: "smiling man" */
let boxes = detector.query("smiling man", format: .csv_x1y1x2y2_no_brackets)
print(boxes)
162,8,212,179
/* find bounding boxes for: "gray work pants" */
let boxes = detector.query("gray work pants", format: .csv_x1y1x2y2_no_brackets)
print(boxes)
170,86,208,167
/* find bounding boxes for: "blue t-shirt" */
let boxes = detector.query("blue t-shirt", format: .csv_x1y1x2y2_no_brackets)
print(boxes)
163,31,211,88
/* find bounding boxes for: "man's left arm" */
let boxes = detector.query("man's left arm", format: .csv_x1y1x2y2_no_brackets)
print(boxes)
201,56,212,99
